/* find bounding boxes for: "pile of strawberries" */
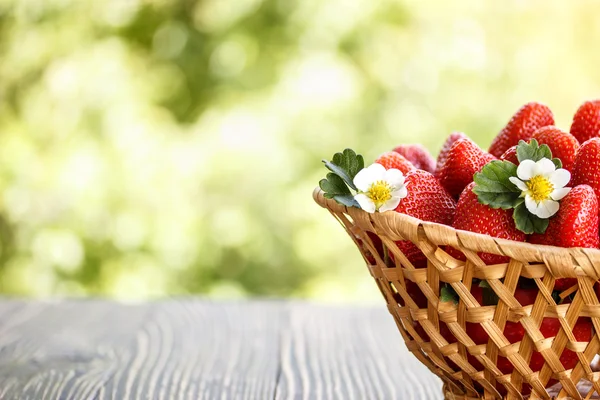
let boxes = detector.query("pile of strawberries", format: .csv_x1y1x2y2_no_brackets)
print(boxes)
320,100,600,394
376,100,600,268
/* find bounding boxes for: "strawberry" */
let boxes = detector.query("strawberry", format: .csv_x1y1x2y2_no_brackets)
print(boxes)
572,138,600,206
437,138,496,198
435,132,468,178
375,151,416,175
570,100,600,143
448,182,526,264
467,284,591,394
394,280,428,309
529,185,599,290
393,144,436,174
392,170,456,267
530,185,599,248
499,145,518,164
489,102,554,157
532,126,579,172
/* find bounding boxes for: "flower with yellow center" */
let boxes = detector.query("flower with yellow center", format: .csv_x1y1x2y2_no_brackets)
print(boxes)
508,158,571,218
353,163,408,213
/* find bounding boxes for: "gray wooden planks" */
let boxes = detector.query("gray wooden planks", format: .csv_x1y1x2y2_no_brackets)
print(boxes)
275,303,442,400
0,299,442,399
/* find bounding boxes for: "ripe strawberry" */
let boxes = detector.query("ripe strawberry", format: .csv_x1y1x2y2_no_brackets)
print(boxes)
570,100,600,143
394,280,427,308
437,138,496,199
467,284,591,394
499,145,519,164
393,144,436,174
532,126,579,172
529,185,599,290
530,185,599,248
572,138,600,206
375,152,416,175
392,170,456,267
435,132,468,178
489,102,554,157
448,182,526,264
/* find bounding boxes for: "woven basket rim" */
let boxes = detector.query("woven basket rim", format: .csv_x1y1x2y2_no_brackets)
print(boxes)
313,186,600,280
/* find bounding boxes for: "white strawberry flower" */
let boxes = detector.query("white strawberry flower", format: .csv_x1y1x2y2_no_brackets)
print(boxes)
353,163,408,213
508,158,571,219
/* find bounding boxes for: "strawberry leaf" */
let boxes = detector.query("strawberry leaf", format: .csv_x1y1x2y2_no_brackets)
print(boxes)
323,148,364,191
552,158,562,169
473,160,522,209
440,285,459,304
513,202,550,234
320,149,365,208
516,139,553,163
478,280,499,306
319,174,360,208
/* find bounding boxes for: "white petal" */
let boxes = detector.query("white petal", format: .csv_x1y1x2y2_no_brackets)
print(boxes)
509,177,528,191
539,199,560,218
517,159,536,180
354,194,376,213
524,196,539,215
383,168,405,189
526,196,559,219
534,158,556,177
392,186,408,199
549,169,570,189
353,164,384,192
379,197,402,213
550,187,571,201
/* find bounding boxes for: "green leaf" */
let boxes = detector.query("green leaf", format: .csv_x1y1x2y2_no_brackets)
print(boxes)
552,158,562,169
516,139,554,163
440,285,459,305
322,148,365,191
323,160,356,190
319,174,350,196
551,290,562,305
472,160,522,209
332,194,360,208
478,280,499,306
319,175,360,208
513,202,550,234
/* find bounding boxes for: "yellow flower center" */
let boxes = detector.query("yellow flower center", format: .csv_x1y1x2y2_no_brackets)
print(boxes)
526,175,554,202
367,180,393,209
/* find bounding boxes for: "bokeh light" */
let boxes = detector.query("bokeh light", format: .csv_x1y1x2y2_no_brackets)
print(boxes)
0,0,599,301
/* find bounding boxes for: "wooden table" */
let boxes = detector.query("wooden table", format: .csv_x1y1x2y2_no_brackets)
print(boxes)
0,299,442,399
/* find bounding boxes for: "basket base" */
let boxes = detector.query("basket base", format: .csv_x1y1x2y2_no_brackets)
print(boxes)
443,381,600,399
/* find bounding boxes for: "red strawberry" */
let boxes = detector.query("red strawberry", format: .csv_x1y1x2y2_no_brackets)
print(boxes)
532,126,579,172
570,100,600,143
530,185,599,248
489,102,554,157
572,138,600,206
375,152,416,175
437,138,496,198
392,170,456,267
529,185,599,290
394,280,428,308
393,144,436,174
499,145,519,164
448,182,526,264
435,132,468,178
467,284,591,394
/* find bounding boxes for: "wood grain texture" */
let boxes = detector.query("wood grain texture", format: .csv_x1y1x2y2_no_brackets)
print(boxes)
0,299,442,399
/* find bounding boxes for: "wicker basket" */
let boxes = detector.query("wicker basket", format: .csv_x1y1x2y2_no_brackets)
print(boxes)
314,187,600,400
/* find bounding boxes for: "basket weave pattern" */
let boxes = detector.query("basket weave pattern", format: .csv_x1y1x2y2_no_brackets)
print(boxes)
314,187,600,400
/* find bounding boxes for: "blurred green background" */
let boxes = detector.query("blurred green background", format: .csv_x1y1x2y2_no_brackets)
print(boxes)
0,0,599,301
